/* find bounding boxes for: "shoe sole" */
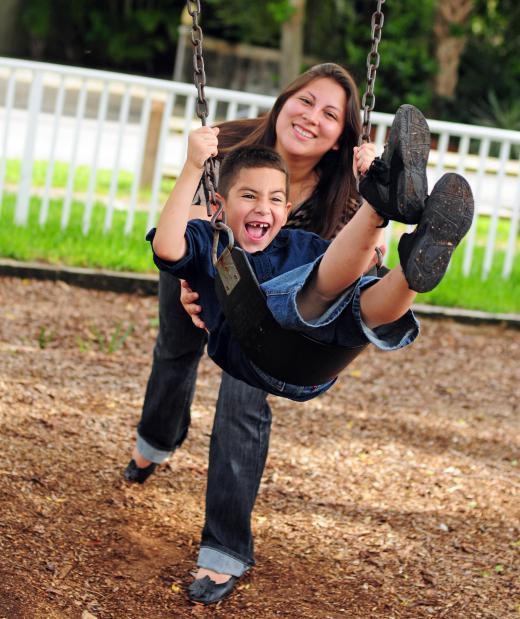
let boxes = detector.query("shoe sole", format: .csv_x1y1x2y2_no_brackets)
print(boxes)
385,104,431,221
400,173,474,293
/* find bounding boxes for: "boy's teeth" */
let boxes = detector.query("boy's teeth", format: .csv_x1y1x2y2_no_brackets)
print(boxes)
246,222,269,239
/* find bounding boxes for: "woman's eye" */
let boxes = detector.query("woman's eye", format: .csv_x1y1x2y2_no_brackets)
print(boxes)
299,97,311,105
325,111,337,120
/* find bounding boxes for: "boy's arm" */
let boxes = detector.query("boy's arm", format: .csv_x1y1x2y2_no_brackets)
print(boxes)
152,126,219,262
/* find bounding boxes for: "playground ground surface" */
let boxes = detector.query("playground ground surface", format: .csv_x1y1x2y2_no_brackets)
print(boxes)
0,276,518,619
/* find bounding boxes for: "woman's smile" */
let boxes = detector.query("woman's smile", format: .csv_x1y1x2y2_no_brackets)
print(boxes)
293,124,316,140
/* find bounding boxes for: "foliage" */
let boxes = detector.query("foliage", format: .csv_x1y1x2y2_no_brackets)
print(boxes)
203,0,439,114
20,0,186,73
452,0,520,126
470,90,520,158
203,0,294,46
13,1,520,126
333,0,437,114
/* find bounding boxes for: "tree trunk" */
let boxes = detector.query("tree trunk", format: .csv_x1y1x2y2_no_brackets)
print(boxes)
433,0,475,98
280,0,306,88
0,0,23,56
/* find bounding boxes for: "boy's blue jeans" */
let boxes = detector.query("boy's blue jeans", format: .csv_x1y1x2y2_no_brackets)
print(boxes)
137,271,267,576
242,259,419,400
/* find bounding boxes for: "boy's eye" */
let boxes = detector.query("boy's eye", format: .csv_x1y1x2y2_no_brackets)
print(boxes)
242,193,255,199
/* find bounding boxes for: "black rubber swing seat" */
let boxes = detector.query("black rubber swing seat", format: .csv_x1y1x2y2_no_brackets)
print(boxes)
214,246,367,387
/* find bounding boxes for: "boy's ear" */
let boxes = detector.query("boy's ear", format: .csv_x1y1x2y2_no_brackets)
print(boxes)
214,191,226,213
283,201,292,224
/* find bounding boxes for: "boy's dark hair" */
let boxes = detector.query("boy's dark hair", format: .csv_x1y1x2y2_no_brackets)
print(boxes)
218,145,289,199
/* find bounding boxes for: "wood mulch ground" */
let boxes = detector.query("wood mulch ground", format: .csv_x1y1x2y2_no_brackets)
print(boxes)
0,276,519,619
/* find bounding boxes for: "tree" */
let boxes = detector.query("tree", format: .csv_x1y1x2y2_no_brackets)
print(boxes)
433,0,475,98
0,0,23,56
280,0,306,86
453,0,520,126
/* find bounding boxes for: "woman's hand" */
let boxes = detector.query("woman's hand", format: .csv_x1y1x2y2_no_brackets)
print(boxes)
180,279,207,330
353,142,377,178
186,126,219,170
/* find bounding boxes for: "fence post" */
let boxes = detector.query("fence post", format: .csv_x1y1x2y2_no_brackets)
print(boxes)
140,99,165,189
15,70,43,225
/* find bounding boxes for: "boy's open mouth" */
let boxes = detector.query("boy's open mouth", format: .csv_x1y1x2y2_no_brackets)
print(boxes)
245,222,270,240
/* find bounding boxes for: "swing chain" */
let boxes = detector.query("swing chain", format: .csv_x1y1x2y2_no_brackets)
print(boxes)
186,0,234,260
360,0,385,144
186,0,208,122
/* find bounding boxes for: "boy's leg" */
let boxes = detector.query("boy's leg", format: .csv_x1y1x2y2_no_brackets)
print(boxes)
298,105,431,322
360,173,474,327
297,202,385,321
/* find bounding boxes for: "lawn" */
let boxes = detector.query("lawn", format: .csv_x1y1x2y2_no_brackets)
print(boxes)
1,157,519,314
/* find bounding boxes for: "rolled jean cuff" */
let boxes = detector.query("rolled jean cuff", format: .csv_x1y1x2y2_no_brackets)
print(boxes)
136,432,175,464
197,546,250,577
262,257,359,334
353,276,420,351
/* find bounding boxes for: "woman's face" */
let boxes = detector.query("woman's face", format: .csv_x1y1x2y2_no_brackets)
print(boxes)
275,77,347,164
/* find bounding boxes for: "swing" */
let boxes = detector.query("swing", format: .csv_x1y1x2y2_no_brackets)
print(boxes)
186,0,386,386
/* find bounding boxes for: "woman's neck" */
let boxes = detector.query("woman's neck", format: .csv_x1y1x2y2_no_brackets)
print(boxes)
283,155,320,208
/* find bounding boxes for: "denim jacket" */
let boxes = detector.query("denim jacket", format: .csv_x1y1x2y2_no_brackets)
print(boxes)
148,219,330,378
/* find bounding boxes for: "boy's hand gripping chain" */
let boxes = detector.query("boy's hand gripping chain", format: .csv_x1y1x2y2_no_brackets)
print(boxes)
186,0,234,265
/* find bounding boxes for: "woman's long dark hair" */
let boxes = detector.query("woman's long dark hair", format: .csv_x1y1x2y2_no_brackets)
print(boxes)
216,63,361,239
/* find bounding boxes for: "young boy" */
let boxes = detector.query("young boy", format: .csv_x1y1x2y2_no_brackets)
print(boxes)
149,105,474,401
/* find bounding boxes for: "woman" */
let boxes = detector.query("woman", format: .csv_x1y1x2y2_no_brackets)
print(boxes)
125,63,377,604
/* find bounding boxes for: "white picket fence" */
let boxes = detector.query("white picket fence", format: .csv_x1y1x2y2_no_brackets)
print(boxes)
1,56,519,280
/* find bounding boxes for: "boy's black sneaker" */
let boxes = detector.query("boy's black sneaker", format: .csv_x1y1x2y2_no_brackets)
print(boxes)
398,173,474,293
359,104,430,225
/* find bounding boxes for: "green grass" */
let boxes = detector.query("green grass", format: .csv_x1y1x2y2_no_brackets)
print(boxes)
0,194,154,272
1,180,519,314
385,221,520,314
4,159,172,200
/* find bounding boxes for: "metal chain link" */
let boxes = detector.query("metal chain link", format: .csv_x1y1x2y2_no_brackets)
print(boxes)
186,0,230,248
360,0,385,144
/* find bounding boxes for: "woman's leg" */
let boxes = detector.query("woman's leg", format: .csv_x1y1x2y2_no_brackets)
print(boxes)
196,373,271,577
127,271,207,471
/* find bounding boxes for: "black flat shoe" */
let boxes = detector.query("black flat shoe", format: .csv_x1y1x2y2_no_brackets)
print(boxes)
123,459,157,484
188,575,238,605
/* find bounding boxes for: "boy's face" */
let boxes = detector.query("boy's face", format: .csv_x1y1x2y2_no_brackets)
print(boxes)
220,167,291,253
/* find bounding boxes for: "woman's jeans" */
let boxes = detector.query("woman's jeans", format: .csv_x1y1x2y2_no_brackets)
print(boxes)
137,271,269,576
